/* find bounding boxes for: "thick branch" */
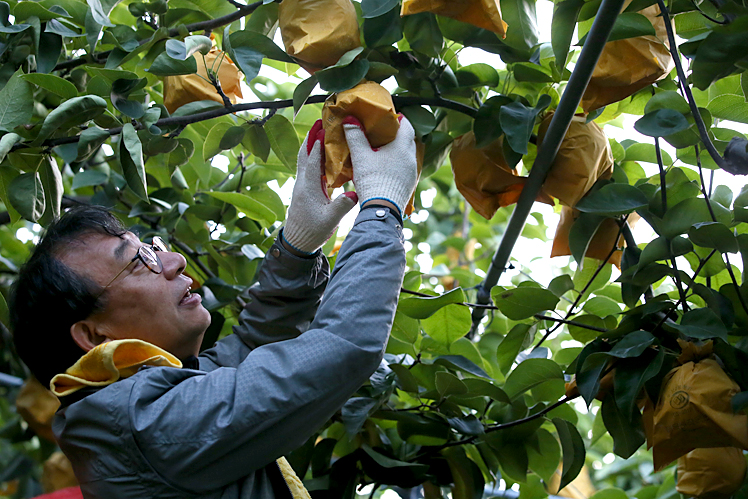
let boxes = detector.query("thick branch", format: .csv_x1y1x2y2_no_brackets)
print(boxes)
53,1,264,72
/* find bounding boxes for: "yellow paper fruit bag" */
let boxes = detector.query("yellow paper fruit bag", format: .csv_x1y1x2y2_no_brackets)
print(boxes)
42,452,78,493
279,0,361,72
401,0,507,38
648,358,748,471
450,131,553,220
15,376,60,442
551,207,640,268
580,1,674,113
677,447,747,499
163,46,243,113
322,81,400,188
537,112,614,208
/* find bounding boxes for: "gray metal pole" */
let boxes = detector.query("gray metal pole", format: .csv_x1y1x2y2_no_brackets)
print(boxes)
470,0,627,333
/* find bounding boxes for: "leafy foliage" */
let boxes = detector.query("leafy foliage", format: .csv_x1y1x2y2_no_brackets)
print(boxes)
1,0,748,497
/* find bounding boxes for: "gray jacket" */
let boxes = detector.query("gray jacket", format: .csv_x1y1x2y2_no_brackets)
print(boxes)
53,208,406,498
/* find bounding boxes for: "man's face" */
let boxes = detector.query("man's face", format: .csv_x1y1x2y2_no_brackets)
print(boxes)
62,231,211,359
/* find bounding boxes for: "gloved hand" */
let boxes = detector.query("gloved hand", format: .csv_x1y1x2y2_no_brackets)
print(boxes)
342,114,418,216
283,119,358,254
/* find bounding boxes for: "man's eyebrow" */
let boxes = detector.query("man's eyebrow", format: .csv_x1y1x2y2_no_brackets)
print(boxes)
114,238,133,261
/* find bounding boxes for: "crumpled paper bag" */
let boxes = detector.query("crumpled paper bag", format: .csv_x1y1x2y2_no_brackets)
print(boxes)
401,0,508,38
645,357,748,471
580,1,674,113
537,112,614,208
42,452,78,493
676,447,747,499
279,0,361,72
163,45,243,113
15,376,60,442
322,81,400,188
551,207,640,268
450,131,553,220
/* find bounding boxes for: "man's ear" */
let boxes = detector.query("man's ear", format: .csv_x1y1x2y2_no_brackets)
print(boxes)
70,321,111,352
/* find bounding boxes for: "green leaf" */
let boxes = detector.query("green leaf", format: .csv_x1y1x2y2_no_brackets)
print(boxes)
242,123,271,162
499,95,551,155
72,169,108,189
86,0,117,27
421,304,471,347
549,274,575,298
492,286,560,320
220,126,245,151
399,289,467,319
165,35,212,60
689,222,739,253
455,64,500,88
435,371,469,397
624,142,673,166
634,109,691,137
206,191,277,227
578,12,656,45
568,315,610,343
403,13,443,57
8,172,45,221
203,122,233,161
110,77,146,119
120,123,148,201
497,324,536,375
264,114,299,172
662,197,732,239
504,358,564,399
672,307,729,341
0,69,33,133
501,0,539,53
575,183,649,217
608,330,656,358
568,212,606,264
552,0,583,70
601,394,645,458
401,106,436,139
19,73,78,99
552,418,585,491
38,156,62,226
362,445,429,471
341,398,378,437
361,0,398,18
76,125,110,161
0,133,22,163
147,52,198,76
35,95,107,144
316,59,370,93
292,75,317,119
363,6,403,48
644,91,691,115
36,32,62,74
589,488,629,499
473,95,512,148
0,291,8,327
435,355,490,379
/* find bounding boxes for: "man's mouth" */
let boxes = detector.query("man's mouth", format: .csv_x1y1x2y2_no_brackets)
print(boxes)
179,289,201,306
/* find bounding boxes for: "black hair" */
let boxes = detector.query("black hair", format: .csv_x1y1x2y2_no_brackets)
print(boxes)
10,206,127,388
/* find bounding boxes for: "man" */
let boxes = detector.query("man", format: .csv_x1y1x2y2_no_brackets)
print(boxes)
10,116,419,498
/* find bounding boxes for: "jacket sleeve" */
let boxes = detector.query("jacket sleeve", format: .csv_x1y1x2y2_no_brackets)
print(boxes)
198,232,329,371
129,208,406,493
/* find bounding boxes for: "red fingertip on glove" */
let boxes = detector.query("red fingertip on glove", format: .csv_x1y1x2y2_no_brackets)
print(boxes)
397,113,404,123
343,191,359,203
342,116,364,129
307,119,324,154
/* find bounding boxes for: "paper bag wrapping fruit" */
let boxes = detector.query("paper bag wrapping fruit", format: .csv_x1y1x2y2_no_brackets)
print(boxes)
322,81,421,215
401,0,508,38
163,46,243,113
580,2,674,112
42,452,78,493
450,131,553,220
15,376,60,442
537,112,614,208
643,358,748,471
551,207,640,267
279,0,361,72
676,447,747,499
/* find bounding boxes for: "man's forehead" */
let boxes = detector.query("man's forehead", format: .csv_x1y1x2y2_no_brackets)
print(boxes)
59,231,138,269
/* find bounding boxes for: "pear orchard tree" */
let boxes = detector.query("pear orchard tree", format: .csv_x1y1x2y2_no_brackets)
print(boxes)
1,0,748,497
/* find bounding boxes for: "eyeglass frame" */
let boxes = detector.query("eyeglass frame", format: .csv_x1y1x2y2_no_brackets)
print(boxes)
95,236,169,298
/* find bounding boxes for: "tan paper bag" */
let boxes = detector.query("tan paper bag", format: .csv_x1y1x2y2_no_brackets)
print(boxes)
677,447,747,499
401,0,507,38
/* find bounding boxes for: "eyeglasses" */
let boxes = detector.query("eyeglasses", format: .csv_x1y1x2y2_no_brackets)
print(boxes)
97,236,169,296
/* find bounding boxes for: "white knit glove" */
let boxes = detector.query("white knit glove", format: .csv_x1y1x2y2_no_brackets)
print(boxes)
283,120,358,254
342,115,418,216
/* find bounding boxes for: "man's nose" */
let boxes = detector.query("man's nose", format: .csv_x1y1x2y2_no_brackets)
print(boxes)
161,251,187,279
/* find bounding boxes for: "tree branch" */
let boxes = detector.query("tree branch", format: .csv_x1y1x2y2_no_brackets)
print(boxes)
53,0,265,72
10,95,475,152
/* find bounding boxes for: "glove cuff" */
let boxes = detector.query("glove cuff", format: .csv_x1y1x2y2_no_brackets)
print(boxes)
282,222,323,255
